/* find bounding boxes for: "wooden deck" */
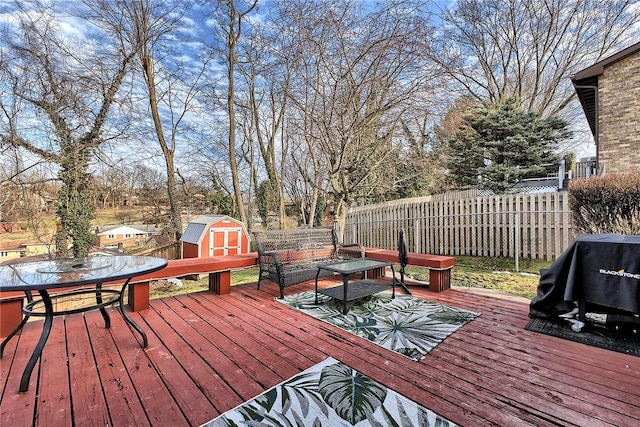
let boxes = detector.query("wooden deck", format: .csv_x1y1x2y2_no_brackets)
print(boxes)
1,279,639,426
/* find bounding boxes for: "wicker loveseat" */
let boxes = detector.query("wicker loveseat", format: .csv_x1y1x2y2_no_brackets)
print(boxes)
253,227,364,298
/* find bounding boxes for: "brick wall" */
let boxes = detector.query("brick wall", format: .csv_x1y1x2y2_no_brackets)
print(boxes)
598,52,640,174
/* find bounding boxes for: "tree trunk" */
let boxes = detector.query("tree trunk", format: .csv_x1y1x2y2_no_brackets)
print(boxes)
332,197,348,242
56,150,94,258
227,1,248,226
141,54,183,239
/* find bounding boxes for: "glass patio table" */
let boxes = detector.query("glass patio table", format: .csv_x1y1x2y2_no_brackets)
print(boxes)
0,255,167,392
314,258,396,314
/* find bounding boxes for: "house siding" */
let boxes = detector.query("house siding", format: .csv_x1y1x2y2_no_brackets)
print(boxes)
94,225,154,249
598,52,640,174
95,234,147,248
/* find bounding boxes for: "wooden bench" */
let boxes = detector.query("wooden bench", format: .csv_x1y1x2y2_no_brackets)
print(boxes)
124,254,259,310
253,227,364,298
363,248,455,292
0,292,25,338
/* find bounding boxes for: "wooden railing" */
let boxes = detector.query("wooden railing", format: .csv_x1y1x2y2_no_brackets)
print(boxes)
574,158,599,178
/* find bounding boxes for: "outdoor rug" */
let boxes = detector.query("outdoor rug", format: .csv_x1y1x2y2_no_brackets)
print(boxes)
201,357,457,427
526,317,640,357
278,291,479,361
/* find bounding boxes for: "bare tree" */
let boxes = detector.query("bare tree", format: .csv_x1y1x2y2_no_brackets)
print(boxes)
134,164,167,223
1,148,59,246
101,0,209,240
236,22,292,228
0,150,26,223
433,0,640,118
219,0,258,226
0,2,137,257
93,163,134,209
289,139,326,227
282,0,436,234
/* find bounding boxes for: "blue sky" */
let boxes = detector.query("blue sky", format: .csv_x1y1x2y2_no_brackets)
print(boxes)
1,0,618,178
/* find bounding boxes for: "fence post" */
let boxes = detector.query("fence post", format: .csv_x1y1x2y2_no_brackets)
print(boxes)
514,210,520,272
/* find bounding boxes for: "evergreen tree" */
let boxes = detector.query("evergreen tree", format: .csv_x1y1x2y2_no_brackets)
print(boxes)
446,130,486,189
209,187,237,218
447,98,570,193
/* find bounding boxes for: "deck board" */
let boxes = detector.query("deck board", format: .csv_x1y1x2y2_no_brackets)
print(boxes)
85,309,151,427
2,279,640,426
212,287,524,426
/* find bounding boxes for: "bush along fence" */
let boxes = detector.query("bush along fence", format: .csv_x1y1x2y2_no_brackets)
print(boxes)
344,192,574,267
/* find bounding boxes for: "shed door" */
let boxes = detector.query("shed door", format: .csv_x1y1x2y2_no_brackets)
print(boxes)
210,228,242,256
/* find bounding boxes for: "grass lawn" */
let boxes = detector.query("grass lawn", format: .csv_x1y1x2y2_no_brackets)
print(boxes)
150,256,548,301
149,267,260,300
404,255,550,300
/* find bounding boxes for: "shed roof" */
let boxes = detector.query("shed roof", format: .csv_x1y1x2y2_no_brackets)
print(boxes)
571,41,640,136
180,222,207,244
188,214,235,225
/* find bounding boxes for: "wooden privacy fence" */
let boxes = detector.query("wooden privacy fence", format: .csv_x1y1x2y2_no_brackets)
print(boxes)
344,192,574,261
146,242,181,260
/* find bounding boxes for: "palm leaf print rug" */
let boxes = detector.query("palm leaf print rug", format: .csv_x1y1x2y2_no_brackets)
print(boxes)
201,357,457,427
278,291,479,361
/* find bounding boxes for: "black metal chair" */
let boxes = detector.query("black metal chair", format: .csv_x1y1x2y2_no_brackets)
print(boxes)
397,229,411,295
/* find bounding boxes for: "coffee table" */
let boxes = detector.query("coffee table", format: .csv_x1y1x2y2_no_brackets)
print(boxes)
314,258,396,314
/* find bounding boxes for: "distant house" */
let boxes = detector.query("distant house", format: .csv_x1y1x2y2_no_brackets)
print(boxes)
0,239,53,262
180,215,250,258
146,234,172,248
0,243,23,262
94,225,155,249
572,41,640,175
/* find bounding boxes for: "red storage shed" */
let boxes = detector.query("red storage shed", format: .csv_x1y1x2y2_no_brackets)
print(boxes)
180,215,250,258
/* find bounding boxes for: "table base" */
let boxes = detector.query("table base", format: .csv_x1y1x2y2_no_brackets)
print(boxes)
318,280,390,302
314,259,397,314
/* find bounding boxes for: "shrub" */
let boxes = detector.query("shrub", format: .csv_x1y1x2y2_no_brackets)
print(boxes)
569,173,640,235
